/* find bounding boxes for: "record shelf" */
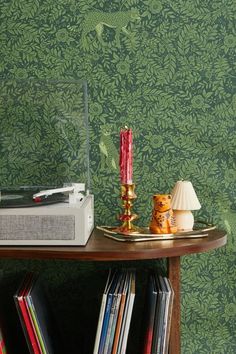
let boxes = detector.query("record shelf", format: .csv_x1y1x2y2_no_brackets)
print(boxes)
0,228,227,354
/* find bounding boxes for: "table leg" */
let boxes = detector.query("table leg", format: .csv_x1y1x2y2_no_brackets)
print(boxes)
168,256,181,354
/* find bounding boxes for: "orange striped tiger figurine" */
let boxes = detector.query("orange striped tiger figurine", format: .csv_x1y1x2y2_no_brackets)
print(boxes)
149,194,177,234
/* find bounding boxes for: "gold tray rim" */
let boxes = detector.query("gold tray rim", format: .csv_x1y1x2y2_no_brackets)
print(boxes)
96,222,216,242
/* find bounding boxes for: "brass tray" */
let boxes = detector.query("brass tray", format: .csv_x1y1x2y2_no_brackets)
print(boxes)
96,222,216,242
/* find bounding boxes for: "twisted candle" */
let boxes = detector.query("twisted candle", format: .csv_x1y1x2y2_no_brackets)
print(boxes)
119,127,133,184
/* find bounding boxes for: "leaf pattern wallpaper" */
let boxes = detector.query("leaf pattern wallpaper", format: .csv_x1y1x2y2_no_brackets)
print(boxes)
0,0,236,353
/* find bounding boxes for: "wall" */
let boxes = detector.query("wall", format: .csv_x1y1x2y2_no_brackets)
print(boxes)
0,0,236,352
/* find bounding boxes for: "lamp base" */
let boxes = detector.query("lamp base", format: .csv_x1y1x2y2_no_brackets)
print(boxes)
174,210,194,231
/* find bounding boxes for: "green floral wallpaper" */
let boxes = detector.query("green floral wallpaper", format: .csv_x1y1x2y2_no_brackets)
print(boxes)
0,0,236,353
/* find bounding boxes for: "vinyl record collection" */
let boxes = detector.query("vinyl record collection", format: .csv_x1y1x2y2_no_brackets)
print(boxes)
141,273,174,354
93,269,174,354
0,270,174,354
93,269,136,354
14,273,59,354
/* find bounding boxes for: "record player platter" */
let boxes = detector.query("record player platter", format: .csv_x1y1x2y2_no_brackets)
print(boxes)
0,189,67,208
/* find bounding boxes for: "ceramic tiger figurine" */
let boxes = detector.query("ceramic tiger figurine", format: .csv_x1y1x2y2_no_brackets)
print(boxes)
82,9,140,46
149,194,177,234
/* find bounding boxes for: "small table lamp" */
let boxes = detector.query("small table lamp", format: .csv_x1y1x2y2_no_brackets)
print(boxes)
171,180,201,231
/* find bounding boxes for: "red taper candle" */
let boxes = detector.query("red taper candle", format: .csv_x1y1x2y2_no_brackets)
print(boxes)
119,127,133,184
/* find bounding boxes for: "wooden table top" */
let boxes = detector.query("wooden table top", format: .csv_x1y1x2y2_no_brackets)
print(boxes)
0,228,227,261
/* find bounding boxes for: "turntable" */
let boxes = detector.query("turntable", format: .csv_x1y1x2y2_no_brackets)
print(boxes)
0,183,94,246
0,79,94,246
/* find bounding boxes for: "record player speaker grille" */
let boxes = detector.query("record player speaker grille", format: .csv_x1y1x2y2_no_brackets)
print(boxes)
0,215,75,240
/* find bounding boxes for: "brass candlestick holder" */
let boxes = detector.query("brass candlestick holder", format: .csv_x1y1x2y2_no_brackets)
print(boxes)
115,183,140,234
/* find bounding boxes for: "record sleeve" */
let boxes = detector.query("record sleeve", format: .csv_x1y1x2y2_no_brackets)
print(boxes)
14,273,41,354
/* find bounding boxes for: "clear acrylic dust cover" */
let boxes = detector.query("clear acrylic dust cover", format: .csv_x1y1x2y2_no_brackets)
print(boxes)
0,79,91,196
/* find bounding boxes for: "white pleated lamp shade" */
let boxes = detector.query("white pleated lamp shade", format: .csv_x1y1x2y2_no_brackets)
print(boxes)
171,181,201,210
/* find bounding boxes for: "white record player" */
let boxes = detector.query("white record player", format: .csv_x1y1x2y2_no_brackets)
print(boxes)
0,79,94,246
0,183,94,246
